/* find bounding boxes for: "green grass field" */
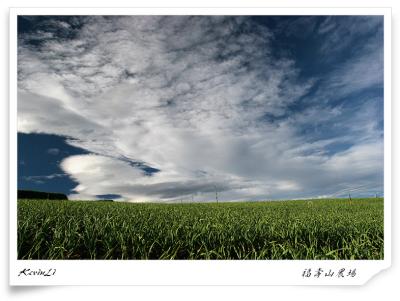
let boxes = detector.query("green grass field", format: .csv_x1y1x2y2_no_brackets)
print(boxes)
17,198,384,260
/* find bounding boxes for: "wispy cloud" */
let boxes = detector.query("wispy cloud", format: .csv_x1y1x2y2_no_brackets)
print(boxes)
17,16,384,201
47,148,60,155
24,173,67,184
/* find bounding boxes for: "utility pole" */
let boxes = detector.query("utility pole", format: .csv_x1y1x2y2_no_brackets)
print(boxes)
214,185,218,204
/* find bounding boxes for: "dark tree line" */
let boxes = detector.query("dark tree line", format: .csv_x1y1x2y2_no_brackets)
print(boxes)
18,190,68,200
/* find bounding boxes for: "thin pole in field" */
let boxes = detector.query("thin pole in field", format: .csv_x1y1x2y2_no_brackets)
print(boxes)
214,185,218,204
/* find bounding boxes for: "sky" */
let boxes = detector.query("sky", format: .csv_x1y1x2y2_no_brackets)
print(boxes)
17,15,384,202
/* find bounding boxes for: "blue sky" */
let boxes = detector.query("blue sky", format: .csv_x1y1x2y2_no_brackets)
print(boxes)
17,16,384,202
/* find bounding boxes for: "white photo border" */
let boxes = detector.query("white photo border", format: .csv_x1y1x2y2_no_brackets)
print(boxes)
9,7,392,286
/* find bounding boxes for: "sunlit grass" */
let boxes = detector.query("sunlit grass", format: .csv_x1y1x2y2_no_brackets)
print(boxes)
17,198,384,260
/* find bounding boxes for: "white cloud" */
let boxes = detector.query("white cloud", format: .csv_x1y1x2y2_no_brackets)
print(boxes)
18,16,384,201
